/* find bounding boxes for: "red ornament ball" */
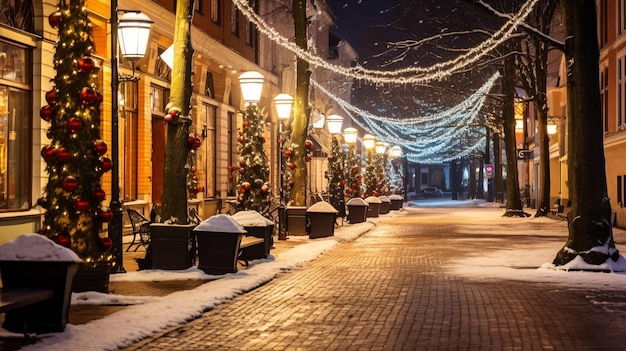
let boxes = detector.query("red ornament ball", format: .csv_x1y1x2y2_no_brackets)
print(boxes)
40,105,54,122
101,237,113,251
99,157,113,172
261,184,269,193
62,176,79,193
41,145,57,161
80,87,98,105
74,197,90,212
164,114,174,123
197,186,205,192
243,182,251,190
56,148,71,163
191,166,197,173
288,180,294,187
239,167,245,174
56,232,71,247
287,163,295,170
187,135,196,145
45,90,57,105
237,136,244,143
94,140,107,156
99,207,113,222
243,121,249,127
193,137,202,149
78,57,96,73
94,188,106,202
66,117,83,133
305,140,312,148
48,11,62,28
305,155,312,162
168,107,181,117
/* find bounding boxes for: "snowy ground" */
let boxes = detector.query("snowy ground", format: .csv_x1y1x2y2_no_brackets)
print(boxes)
5,199,626,350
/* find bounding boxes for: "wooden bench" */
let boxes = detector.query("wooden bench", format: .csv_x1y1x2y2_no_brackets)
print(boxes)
0,288,54,314
238,236,265,266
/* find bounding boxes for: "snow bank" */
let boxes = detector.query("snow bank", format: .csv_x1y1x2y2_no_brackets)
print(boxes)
0,233,82,263
232,210,274,227
307,201,338,213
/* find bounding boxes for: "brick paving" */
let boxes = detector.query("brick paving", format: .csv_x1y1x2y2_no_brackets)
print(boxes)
119,209,626,351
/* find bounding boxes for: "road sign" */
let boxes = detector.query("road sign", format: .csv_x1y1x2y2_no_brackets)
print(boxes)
517,149,531,159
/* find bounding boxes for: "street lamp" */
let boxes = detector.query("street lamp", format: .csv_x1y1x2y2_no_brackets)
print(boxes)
326,114,344,135
363,134,376,150
238,71,265,104
375,142,386,155
109,6,152,273
390,145,403,158
273,93,293,240
343,127,358,145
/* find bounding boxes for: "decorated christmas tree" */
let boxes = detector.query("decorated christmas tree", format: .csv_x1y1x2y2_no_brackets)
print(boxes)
326,137,346,217
363,149,379,197
387,158,405,195
344,144,362,199
373,151,388,195
39,0,112,265
235,104,272,213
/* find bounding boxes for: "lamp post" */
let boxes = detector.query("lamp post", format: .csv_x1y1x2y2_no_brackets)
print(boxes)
273,93,294,240
109,6,152,273
326,115,345,218
238,71,265,104
363,134,377,196
343,127,359,198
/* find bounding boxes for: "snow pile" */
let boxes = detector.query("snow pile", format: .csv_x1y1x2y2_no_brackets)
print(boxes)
378,195,390,203
307,201,338,213
389,194,403,201
232,210,274,227
364,196,382,204
193,214,246,233
0,233,81,263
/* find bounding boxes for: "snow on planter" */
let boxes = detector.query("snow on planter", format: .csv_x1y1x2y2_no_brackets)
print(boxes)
0,233,81,262
364,196,382,204
193,214,246,233
306,200,339,213
378,195,390,203
232,210,274,227
390,194,404,200
346,197,368,206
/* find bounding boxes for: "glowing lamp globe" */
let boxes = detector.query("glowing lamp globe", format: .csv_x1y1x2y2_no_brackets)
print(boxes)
118,11,153,61
238,71,265,104
326,114,344,134
343,127,358,144
363,134,376,150
273,93,294,120
390,145,403,158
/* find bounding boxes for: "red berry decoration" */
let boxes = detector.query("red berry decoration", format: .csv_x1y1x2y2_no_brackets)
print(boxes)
45,90,58,105
98,207,113,222
94,140,107,156
80,87,98,105
74,197,90,212
48,11,62,28
94,188,106,202
56,148,71,162
62,176,79,193
66,117,83,133
40,105,54,122
101,237,113,251
78,57,95,73
99,157,113,172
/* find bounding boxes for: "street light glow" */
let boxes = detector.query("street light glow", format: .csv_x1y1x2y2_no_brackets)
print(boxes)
239,71,265,104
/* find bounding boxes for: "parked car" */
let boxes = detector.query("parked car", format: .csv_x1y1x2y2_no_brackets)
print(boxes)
420,187,443,197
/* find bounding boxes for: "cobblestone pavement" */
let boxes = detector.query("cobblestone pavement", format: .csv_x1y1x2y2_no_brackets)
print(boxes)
121,207,626,351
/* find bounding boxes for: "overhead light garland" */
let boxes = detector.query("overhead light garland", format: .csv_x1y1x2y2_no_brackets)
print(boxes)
232,0,537,84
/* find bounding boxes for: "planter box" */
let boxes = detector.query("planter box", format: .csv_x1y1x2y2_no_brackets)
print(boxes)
72,261,111,293
149,224,195,270
379,201,390,214
0,260,78,334
366,203,381,218
239,225,274,260
347,205,368,223
390,199,403,210
286,206,308,236
195,231,243,274
307,212,336,239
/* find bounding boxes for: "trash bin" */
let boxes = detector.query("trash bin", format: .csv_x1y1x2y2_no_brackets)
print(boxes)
378,195,391,214
365,196,382,218
149,223,195,270
194,214,246,274
389,194,404,210
0,234,81,334
306,201,338,239
232,210,274,259
346,198,368,223
286,206,308,236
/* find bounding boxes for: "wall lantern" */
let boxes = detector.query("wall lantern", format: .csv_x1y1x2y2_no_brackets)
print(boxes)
274,93,294,120
343,127,358,144
118,11,153,61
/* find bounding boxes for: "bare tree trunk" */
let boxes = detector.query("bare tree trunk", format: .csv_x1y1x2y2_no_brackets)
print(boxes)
502,49,527,217
493,132,504,203
290,0,310,206
554,0,618,266
160,0,194,224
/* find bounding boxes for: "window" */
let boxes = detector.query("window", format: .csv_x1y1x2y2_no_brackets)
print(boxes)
598,0,608,47
121,81,138,201
195,0,204,14
245,0,256,46
617,54,626,129
205,71,214,98
0,42,31,211
202,104,217,197
230,3,240,38
600,65,609,133
210,0,220,25
617,0,626,35
0,0,34,33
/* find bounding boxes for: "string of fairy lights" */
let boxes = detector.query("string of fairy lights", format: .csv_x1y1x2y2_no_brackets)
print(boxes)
230,0,532,162
232,0,537,85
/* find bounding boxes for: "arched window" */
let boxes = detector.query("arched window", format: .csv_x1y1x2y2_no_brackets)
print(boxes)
0,0,34,33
